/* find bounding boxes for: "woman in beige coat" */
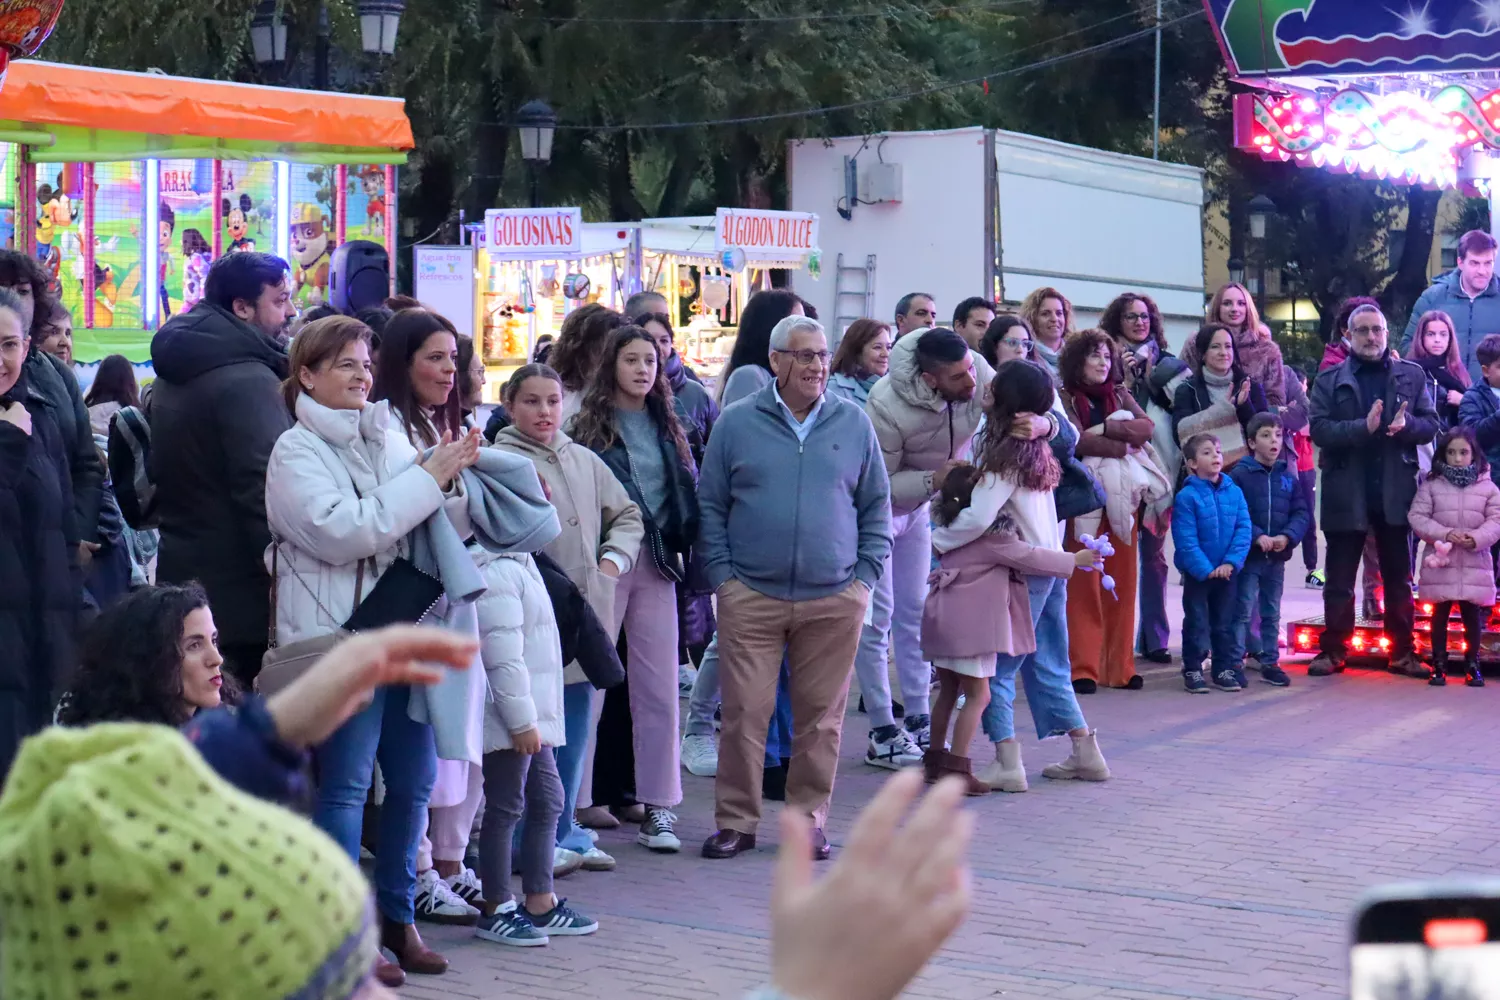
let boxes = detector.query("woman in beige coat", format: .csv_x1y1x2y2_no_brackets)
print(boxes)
491,362,644,870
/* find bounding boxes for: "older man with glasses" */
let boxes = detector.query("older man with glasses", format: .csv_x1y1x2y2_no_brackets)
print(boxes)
1307,303,1440,679
697,314,892,861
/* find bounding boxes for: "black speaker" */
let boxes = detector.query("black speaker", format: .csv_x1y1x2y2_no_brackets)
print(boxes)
329,240,390,314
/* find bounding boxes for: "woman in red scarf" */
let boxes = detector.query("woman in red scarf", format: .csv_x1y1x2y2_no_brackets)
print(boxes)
1058,329,1155,693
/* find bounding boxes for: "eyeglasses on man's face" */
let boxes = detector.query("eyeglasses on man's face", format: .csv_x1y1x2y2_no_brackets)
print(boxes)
776,348,831,366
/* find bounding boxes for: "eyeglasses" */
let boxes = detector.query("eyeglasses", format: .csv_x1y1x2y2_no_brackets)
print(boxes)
1352,325,1388,336
1124,312,1150,322
775,348,831,366
1000,337,1032,351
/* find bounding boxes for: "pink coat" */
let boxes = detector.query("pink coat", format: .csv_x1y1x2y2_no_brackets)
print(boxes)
1408,476,1500,606
921,531,1076,660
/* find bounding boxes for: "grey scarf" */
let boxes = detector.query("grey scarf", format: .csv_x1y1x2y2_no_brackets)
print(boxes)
1441,464,1480,489
1201,366,1235,405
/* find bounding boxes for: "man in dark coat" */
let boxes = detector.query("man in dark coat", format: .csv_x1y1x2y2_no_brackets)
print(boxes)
0,252,104,568
149,252,296,686
1308,303,1440,679
0,290,79,782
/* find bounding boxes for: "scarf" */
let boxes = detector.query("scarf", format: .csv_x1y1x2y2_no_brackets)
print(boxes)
1034,338,1062,376
1440,464,1480,489
1200,366,1235,404
663,349,688,392
1068,378,1120,429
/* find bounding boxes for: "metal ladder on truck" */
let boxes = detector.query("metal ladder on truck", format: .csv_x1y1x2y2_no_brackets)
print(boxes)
832,253,876,348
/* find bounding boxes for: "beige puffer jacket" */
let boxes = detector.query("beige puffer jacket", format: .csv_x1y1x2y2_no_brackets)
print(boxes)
865,330,996,515
492,424,644,683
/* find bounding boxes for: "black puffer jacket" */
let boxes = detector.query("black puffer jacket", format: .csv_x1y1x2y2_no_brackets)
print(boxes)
25,349,102,543
589,407,700,583
149,303,293,646
0,366,80,778
665,351,718,465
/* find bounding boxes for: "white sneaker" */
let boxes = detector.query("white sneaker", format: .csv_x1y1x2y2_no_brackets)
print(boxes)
553,847,585,879
414,867,479,924
678,662,698,695
865,727,923,770
585,827,599,844
681,733,719,777
578,846,616,871
443,866,484,907
636,806,681,853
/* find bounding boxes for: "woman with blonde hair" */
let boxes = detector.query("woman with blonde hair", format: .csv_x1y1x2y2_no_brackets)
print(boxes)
1188,282,1286,407
1019,287,1072,380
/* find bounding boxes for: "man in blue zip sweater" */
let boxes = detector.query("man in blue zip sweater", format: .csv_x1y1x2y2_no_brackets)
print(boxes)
697,314,892,861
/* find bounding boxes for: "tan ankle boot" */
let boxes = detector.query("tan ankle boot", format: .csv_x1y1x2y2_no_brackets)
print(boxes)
1040,730,1111,782
976,741,1028,792
940,751,990,796
921,747,943,784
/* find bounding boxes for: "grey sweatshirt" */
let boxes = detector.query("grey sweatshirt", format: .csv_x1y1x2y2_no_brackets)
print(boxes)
699,381,892,601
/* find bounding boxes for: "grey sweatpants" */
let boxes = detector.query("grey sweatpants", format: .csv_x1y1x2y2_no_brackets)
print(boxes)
479,746,563,905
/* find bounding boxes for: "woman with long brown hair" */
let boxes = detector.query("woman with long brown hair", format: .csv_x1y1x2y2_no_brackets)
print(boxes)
568,325,699,855
827,318,893,407
1407,309,1470,427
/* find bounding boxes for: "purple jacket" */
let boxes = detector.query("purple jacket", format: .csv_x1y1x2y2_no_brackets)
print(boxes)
1409,475,1500,606
921,531,1075,660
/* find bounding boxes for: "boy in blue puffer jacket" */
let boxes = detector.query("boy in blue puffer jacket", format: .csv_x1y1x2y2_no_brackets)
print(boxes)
1172,433,1252,694
1227,413,1310,689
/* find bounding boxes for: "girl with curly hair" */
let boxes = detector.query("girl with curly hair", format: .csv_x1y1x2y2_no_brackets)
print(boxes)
56,583,237,727
567,325,699,854
927,360,1108,794
1058,329,1157,694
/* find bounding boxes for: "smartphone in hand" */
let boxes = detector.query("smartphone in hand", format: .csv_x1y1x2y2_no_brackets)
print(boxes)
1351,881,1500,999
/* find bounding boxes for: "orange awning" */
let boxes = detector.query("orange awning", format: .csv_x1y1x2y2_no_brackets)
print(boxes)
0,60,413,159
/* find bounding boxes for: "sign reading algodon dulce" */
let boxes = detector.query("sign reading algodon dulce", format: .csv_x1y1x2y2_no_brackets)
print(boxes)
714,208,819,259
483,207,582,258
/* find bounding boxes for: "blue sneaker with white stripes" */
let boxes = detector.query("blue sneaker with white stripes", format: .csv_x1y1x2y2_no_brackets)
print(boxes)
524,898,599,936
474,901,548,947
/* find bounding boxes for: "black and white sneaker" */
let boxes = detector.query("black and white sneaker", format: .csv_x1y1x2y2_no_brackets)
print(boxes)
414,867,479,924
474,901,548,947
904,713,932,751
636,806,681,853
444,866,484,907
525,898,599,936
865,726,922,770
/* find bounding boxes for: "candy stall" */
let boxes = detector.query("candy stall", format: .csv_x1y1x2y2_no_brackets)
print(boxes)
639,208,820,383
0,59,413,367
467,207,633,378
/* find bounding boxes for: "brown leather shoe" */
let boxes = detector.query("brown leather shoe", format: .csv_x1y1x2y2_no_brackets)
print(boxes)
921,747,943,784
380,918,449,975
373,955,405,988
701,829,756,859
810,828,832,862
941,752,991,797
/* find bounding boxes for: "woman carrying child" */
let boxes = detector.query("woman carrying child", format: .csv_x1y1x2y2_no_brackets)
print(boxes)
1407,426,1500,687
924,361,1109,794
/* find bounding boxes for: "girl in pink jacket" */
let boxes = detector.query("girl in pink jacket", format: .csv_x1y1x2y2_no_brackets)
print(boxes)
1408,427,1500,687
924,364,1101,794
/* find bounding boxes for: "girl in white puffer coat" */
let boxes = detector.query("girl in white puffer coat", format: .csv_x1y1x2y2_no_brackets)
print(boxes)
471,547,601,946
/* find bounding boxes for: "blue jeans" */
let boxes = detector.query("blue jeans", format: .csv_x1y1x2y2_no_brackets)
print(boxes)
1136,524,1171,653
982,575,1087,742
765,657,793,765
515,681,595,855
1181,576,1238,674
1235,557,1286,666
314,685,436,924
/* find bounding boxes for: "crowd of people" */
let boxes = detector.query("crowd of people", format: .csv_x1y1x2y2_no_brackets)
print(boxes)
5,225,1500,993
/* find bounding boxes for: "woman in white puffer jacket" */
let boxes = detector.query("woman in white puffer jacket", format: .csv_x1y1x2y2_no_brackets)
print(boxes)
263,315,479,985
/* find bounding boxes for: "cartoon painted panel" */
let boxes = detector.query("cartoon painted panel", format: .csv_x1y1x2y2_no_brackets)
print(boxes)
158,158,214,317
89,160,144,329
220,160,275,255
33,162,76,292
289,163,335,307
0,144,15,251
345,165,390,247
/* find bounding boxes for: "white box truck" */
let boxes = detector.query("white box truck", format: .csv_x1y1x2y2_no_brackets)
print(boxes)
788,127,1207,351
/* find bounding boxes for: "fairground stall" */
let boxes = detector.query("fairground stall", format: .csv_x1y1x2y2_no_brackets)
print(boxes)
1207,0,1500,663
458,208,632,384
0,59,412,372
639,208,820,383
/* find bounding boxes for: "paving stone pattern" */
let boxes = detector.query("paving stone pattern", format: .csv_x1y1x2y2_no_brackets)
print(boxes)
405,585,1498,1000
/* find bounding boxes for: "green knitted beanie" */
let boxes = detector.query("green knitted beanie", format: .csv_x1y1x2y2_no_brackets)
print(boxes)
0,723,377,1000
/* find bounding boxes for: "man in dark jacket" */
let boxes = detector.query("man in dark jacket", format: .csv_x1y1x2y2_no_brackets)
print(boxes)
1308,304,1440,679
0,252,104,568
1400,230,1500,382
0,289,79,781
150,252,296,686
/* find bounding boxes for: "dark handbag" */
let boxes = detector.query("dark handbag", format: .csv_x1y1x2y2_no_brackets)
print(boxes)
342,556,444,631
1055,456,1107,522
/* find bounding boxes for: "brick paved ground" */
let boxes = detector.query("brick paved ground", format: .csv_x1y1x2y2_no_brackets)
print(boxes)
403,582,1500,1000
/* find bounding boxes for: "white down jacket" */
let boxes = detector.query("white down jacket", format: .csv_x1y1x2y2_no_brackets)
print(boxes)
475,549,565,750
263,394,447,645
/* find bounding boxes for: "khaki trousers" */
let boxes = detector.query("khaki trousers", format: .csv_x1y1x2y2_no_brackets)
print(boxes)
713,578,869,835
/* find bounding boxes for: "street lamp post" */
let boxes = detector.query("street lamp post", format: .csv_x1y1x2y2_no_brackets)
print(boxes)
1247,194,1278,317
516,100,558,208
251,0,406,85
